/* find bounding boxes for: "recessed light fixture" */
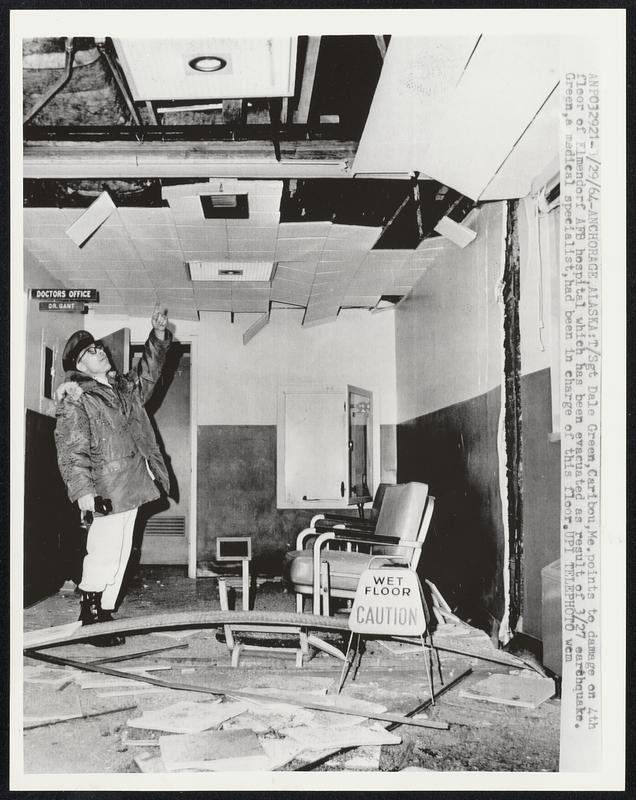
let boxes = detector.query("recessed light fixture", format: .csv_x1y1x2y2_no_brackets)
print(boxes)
188,56,227,73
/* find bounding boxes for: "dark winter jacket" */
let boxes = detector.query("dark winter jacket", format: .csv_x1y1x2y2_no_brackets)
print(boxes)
55,329,172,513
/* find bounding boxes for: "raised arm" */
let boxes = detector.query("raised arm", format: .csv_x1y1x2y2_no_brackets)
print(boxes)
132,305,173,405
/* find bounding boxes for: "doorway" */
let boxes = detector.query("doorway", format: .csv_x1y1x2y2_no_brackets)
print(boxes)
130,343,191,565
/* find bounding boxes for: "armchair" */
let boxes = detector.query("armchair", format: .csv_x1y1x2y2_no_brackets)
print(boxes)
284,482,434,616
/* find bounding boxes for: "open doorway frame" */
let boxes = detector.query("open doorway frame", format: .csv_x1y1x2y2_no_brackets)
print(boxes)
130,334,198,579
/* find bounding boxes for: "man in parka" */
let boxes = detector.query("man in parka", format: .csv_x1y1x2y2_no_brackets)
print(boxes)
55,306,172,645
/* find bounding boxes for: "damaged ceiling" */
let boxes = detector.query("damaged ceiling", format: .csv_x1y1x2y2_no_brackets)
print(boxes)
22,35,558,329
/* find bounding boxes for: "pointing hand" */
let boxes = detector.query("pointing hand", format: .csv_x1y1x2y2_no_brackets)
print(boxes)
151,304,169,339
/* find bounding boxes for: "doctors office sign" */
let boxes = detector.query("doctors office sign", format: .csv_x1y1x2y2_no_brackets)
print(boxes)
349,563,428,636
32,289,99,313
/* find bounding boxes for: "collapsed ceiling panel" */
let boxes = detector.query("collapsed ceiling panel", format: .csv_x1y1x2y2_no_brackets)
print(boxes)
353,36,559,203
419,36,559,200
24,172,454,324
353,36,479,176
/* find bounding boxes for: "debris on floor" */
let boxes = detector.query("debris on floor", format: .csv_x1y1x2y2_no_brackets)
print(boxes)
158,728,266,771
128,699,247,734
459,672,555,709
22,568,560,774
23,684,83,726
280,722,401,751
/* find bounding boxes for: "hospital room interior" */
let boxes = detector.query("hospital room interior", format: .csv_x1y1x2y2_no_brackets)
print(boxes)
21,33,564,773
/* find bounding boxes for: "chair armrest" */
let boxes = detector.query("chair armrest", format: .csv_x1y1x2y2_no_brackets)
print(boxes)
296,527,319,549
313,517,377,534
325,528,423,550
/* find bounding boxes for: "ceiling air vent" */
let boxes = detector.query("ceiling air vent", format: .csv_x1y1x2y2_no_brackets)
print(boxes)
188,261,276,281
200,192,249,219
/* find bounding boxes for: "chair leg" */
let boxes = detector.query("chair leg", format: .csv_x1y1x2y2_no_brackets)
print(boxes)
337,631,356,693
320,561,331,616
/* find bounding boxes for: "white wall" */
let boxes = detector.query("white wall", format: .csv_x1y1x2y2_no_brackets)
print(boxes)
518,194,560,378
24,254,79,414
87,307,398,426
395,202,507,423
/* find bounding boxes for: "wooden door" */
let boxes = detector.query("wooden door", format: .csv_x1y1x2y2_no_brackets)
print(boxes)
100,327,130,374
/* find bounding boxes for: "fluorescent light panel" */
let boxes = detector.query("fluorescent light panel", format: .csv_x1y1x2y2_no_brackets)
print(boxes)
188,260,275,281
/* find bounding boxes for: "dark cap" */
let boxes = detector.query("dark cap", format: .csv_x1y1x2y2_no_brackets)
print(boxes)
62,330,95,372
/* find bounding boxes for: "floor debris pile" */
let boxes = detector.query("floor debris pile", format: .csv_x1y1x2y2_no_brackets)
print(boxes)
23,571,560,773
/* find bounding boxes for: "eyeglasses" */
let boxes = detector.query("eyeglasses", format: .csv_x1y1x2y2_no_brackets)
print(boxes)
79,342,104,360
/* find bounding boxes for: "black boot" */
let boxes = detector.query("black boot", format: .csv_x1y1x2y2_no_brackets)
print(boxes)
78,591,126,647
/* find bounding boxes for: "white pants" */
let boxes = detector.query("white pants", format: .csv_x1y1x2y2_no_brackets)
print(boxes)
79,509,138,610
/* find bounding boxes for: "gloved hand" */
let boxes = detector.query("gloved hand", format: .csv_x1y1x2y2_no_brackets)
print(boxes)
78,493,95,512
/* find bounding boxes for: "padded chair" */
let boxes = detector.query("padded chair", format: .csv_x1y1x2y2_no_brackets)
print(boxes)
284,482,434,616
310,482,392,534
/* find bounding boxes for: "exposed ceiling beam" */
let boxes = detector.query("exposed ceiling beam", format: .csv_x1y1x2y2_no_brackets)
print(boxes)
23,139,356,179
374,35,387,60
293,36,321,125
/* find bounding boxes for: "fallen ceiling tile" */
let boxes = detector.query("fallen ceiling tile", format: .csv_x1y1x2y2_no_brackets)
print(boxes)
459,673,555,709
433,215,477,248
243,311,270,345
353,36,479,176
419,36,559,200
129,699,246,735
480,87,559,201
158,728,266,772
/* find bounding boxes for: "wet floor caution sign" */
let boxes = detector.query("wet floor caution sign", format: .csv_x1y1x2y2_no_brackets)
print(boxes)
349,563,427,636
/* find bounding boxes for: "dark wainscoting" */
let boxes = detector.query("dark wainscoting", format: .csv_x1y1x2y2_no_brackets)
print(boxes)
520,368,560,639
397,386,505,636
197,425,336,573
24,409,84,606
